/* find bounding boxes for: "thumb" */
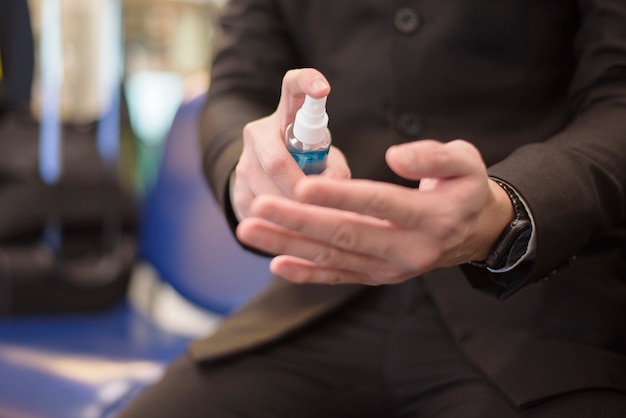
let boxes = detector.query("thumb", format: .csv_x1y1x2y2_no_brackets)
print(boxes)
385,139,485,181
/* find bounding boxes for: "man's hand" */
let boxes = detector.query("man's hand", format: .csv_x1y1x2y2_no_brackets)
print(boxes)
237,140,514,285
230,68,350,220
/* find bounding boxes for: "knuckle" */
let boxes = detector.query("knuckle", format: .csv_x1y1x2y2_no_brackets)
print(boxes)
282,69,299,83
379,240,401,261
313,246,341,266
363,191,390,217
426,144,449,170
235,155,250,173
450,139,478,156
430,215,459,240
330,224,358,250
395,210,420,228
242,121,257,143
235,157,254,182
262,156,289,178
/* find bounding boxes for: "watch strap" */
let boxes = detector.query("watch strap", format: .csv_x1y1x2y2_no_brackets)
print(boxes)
470,179,532,270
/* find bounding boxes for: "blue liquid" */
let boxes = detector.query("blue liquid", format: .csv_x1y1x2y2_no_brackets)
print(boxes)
289,148,330,175
285,123,331,175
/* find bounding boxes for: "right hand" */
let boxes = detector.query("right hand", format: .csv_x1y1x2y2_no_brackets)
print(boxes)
230,68,351,220
236,140,514,286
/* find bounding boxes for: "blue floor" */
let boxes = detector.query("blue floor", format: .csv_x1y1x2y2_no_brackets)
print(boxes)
0,302,192,418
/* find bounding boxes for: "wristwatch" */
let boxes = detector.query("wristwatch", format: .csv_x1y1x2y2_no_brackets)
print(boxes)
470,179,532,270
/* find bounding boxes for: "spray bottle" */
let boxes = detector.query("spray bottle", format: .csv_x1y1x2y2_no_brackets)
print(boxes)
285,94,331,175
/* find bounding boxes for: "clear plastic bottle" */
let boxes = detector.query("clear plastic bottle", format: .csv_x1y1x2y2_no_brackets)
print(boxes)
285,94,331,175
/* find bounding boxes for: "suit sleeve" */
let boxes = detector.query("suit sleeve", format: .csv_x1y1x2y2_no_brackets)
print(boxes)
200,0,297,213
463,0,626,297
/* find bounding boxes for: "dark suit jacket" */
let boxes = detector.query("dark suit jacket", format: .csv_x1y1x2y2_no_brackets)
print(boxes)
193,0,626,408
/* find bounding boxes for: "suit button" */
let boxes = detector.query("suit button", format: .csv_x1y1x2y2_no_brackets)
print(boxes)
394,8,420,34
397,113,422,136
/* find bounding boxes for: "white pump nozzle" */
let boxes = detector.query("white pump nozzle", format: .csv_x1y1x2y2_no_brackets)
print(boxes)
293,95,329,145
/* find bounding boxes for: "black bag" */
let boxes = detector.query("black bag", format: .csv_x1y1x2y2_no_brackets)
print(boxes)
0,0,137,316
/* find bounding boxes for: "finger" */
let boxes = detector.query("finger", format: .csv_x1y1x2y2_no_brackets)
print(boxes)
237,216,398,284
252,144,305,199
244,196,408,259
318,146,351,180
295,177,433,227
269,256,379,285
277,69,331,132
241,117,305,198
385,139,486,181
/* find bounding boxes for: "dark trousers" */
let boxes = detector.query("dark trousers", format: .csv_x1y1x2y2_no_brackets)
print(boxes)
119,279,626,418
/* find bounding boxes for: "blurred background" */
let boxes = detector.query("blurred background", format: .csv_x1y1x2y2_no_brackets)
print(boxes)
121,0,219,194
27,0,221,193
0,1,273,417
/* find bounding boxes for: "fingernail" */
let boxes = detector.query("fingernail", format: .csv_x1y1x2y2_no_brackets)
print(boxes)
389,144,414,167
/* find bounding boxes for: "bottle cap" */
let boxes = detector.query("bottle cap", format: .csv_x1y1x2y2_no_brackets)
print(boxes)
293,95,329,145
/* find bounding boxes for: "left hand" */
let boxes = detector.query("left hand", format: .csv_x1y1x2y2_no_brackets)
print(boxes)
236,139,514,285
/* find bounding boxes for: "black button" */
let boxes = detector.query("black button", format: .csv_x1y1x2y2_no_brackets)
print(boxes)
397,113,422,136
394,8,420,34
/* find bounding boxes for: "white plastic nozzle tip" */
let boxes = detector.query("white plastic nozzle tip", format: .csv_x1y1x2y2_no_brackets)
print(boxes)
293,95,329,145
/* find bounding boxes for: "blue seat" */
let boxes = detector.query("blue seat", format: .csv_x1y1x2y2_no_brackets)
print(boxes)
139,93,271,316
0,93,272,418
